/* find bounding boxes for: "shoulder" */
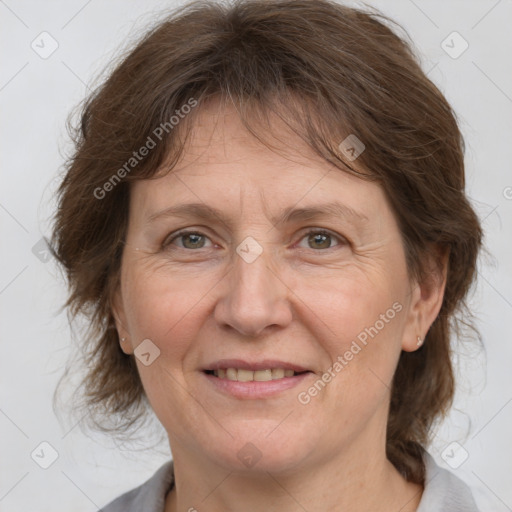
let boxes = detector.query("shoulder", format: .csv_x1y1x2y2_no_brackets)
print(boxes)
417,451,480,512
101,460,174,512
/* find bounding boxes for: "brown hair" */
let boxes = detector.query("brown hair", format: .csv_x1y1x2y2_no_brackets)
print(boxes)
51,0,482,483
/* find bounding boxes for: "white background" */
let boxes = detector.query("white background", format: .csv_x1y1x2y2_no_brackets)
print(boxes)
1,0,511,510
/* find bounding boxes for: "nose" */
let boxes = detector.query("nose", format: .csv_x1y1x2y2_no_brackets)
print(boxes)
213,246,293,338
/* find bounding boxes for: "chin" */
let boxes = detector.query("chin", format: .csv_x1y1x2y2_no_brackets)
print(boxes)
201,425,317,474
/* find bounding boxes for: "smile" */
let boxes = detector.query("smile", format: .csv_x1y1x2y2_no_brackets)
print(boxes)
206,368,307,381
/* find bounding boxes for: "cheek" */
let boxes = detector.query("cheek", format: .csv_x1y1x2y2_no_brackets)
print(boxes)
121,261,218,363
120,264,216,433
298,266,405,346
294,271,405,401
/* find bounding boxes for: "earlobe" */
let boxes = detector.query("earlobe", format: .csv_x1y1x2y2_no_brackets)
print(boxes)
119,336,134,355
114,321,134,355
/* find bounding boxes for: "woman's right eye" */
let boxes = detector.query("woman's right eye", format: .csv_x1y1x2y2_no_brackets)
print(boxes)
163,231,214,250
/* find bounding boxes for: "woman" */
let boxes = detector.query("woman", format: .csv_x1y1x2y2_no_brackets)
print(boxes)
51,0,483,510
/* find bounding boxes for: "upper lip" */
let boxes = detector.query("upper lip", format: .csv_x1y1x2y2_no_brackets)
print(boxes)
203,359,311,372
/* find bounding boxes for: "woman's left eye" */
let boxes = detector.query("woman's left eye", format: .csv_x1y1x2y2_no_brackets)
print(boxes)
296,230,345,250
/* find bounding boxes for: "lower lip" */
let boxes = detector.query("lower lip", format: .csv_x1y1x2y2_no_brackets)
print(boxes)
202,371,312,399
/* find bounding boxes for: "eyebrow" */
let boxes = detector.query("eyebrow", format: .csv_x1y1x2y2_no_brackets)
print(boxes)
145,201,368,227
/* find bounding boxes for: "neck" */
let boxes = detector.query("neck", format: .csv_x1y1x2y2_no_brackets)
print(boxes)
165,442,423,512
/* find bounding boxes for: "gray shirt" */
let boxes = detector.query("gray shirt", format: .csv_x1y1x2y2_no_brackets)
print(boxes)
101,452,480,511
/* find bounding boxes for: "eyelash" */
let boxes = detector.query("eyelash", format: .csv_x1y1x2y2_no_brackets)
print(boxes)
162,228,347,252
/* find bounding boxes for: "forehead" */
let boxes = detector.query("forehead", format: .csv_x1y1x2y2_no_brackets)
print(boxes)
131,100,391,227
161,100,323,176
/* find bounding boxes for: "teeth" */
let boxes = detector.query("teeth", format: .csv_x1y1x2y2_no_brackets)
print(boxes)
213,368,302,381
254,369,272,382
237,369,253,382
271,368,285,379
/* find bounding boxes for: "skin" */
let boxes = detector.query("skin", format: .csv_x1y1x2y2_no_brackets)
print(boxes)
113,100,447,512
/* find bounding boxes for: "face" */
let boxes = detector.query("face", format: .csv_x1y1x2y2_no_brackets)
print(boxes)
114,101,435,473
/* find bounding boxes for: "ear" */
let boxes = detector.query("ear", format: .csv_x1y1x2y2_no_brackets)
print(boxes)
401,245,449,352
111,286,134,355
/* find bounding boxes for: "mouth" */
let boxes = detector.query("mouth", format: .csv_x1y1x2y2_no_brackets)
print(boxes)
201,359,313,399
205,368,309,382
204,368,309,381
